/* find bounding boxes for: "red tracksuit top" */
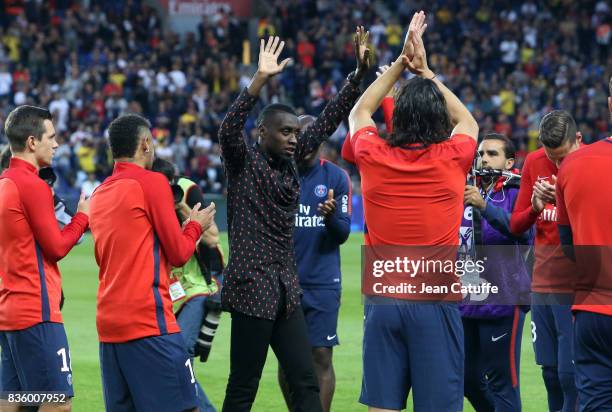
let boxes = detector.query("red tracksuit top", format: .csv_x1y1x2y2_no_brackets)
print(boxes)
89,162,202,343
0,158,88,330
509,148,576,293
556,138,612,316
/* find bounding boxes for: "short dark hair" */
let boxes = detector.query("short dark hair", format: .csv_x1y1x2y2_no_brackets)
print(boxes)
482,133,515,159
538,110,576,149
0,145,11,171
151,157,176,183
256,104,298,127
107,114,151,159
4,105,52,153
389,77,452,147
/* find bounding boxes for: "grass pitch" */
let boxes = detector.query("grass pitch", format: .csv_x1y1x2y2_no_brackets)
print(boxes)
59,234,547,411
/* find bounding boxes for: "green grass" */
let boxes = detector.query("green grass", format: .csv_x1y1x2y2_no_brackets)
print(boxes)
59,234,548,411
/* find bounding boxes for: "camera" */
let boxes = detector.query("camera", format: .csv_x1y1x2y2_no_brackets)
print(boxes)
195,272,223,363
39,167,57,187
171,183,184,204
196,292,222,363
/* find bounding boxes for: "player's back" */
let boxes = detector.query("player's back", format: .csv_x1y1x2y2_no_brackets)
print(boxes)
557,138,612,314
557,139,612,245
89,163,179,342
352,127,475,246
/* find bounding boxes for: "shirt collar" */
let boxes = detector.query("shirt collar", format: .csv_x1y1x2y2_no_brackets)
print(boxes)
298,158,320,176
8,157,38,174
112,161,146,174
255,142,287,170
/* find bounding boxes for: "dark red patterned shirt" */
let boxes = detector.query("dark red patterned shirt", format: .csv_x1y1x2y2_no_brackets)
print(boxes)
219,82,361,320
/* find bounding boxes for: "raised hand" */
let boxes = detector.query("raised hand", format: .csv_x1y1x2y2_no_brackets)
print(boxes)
401,11,427,62
403,26,432,77
257,36,291,77
354,26,371,80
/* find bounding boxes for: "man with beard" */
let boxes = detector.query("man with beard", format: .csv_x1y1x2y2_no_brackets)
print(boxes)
461,133,532,411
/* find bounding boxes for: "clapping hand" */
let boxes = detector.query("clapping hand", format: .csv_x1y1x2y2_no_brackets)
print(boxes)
318,189,337,220
401,11,427,62
188,202,216,232
77,193,90,216
400,11,433,77
532,175,557,205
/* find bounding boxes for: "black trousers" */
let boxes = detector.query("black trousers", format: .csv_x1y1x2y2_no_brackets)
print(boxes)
222,303,322,412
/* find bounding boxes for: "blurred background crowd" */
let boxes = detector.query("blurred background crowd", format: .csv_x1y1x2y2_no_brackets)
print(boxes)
0,0,610,201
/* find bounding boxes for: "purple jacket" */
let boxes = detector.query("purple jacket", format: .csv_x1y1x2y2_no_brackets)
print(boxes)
460,183,532,319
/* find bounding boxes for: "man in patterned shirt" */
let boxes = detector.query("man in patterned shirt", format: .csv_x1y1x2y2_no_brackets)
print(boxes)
218,31,369,412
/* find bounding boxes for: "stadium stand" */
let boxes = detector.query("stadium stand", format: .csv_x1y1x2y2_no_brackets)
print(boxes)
0,0,609,201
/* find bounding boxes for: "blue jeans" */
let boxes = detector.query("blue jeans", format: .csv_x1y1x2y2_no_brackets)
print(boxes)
176,296,216,412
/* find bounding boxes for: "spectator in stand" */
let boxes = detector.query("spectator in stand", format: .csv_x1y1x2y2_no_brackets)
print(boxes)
297,31,316,69
81,172,101,198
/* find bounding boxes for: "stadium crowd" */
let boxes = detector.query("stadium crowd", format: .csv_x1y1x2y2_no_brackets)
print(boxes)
1,1,612,410
0,0,610,198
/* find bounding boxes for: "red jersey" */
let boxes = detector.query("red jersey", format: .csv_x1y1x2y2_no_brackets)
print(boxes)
0,158,88,330
351,126,476,246
352,126,476,301
509,148,575,293
556,138,612,316
89,162,202,343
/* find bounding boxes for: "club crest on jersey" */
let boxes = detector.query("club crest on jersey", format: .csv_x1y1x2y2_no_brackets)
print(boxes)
314,184,328,198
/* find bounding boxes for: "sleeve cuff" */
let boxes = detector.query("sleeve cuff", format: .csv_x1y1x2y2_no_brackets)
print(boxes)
185,220,203,239
528,208,540,218
241,87,259,103
72,212,89,229
325,215,349,238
